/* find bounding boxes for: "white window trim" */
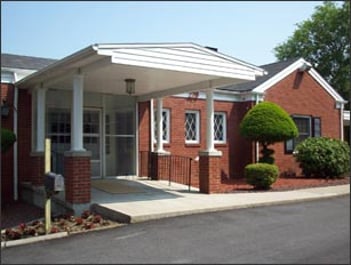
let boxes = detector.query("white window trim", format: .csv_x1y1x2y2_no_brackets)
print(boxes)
153,108,170,144
185,110,200,144
214,112,227,144
286,115,312,153
162,108,170,144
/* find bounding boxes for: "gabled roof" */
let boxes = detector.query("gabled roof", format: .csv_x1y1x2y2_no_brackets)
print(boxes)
15,42,266,100
218,57,346,104
218,57,299,92
1,53,57,70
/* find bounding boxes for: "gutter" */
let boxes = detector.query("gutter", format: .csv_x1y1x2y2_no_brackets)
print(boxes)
13,73,19,201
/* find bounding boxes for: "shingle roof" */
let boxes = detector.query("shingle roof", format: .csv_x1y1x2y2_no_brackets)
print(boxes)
219,57,300,92
1,53,57,70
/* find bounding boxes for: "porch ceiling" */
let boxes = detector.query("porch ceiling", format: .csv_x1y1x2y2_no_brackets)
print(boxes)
16,43,266,100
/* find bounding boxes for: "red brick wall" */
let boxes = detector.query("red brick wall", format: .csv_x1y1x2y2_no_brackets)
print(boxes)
264,70,342,176
64,155,91,204
199,154,221,193
30,153,44,186
138,96,255,186
1,83,14,204
17,89,33,187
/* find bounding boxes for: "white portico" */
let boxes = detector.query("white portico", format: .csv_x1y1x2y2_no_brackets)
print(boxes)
16,42,265,210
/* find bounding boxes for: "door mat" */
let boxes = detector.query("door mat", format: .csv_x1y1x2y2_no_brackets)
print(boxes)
91,179,145,194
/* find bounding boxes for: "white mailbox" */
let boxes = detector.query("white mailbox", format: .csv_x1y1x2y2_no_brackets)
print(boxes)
44,172,65,192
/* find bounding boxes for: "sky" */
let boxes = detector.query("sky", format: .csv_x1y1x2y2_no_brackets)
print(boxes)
1,1,327,66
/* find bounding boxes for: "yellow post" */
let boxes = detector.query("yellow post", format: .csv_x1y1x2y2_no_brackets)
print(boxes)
45,138,51,234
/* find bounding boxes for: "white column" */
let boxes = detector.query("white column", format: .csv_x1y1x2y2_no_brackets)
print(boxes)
71,74,85,152
150,99,155,152
36,87,46,152
205,89,216,153
156,97,164,153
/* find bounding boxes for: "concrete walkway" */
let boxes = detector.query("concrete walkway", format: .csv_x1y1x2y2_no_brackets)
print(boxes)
90,177,350,223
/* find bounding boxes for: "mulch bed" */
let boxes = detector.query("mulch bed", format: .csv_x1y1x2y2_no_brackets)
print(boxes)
222,175,350,193
1,209,121,242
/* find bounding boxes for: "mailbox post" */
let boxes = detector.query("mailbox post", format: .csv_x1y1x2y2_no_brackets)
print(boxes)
44,138,64,234
44,138,51,234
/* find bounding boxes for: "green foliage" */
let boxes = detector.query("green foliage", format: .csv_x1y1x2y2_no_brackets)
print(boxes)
294,137,350,178
244,163,279,190
240,101,298,145
1,128,16,153
240,101,298,164
259,147,275,164
274,1,350,107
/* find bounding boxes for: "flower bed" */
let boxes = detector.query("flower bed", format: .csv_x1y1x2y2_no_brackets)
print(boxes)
1,210,121,242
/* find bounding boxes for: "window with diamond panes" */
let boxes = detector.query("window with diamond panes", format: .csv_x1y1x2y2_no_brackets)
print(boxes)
214,112,226,143
185,110,199,143
154,109,170,143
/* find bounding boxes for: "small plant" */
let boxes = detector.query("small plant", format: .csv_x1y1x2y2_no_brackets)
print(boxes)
1,128,16,153
245,163,279,190
294,137,350,178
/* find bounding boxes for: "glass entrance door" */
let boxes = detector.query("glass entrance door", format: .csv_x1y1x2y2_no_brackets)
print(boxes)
105,107,135,176
83,109,101,178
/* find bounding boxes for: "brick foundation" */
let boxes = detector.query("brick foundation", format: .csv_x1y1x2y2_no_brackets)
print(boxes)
199,151,222,194
30,152,45,186
150,152,170,180
64,151,91,204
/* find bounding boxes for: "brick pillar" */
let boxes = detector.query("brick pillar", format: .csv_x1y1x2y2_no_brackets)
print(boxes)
64,151,91,204
150,152,170,180
199,151,222,194
30,152,45,186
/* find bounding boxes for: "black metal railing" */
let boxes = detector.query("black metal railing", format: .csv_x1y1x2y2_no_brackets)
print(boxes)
166,154,192,191
139,151,192,191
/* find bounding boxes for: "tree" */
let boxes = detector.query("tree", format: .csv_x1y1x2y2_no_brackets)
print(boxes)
274,1,350,108
240,101,298,164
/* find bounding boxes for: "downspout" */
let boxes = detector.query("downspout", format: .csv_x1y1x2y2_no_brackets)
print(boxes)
13,73,19,201
255,93,260,162
150,99,154,152
340,103,344,141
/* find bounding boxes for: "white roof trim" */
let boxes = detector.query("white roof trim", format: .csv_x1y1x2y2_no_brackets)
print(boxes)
16,42,265,90
94,43,265,80
308,68,346,103
93,42,265,76
252,58,346,104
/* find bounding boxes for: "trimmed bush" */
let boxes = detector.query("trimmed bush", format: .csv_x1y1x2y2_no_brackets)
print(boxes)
1,128,16,153
244,163,279,190
240,101,298,164
294,137,350,179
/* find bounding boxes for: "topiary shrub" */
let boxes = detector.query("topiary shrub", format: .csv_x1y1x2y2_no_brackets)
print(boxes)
244,163,279,190
1,128,16,153
240,101,298,164
294,137,350,179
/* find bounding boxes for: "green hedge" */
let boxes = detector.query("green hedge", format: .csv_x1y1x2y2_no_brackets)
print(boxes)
1,128,16,153
294,137,350,178
244,163,279,190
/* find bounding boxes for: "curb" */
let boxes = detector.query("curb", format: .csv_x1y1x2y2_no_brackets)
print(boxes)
1,232,68,248
1,223,124,249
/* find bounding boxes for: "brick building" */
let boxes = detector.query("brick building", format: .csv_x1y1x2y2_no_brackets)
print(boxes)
1,43,347,213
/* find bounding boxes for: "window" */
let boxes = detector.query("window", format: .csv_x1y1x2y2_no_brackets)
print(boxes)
285,115,321,153
185,110,200,143
154,108,170,143
313,117,321,137
214,112,226,143
47,109,71,145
